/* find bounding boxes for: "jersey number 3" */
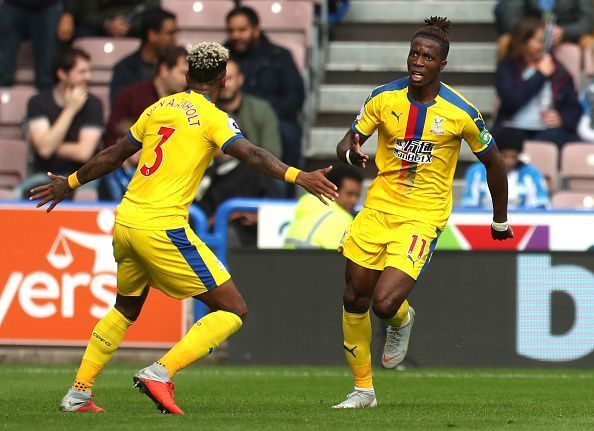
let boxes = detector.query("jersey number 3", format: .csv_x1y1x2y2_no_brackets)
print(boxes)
140,126,175,176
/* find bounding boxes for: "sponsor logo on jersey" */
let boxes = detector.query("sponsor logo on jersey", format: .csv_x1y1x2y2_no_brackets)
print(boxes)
393,139,435,164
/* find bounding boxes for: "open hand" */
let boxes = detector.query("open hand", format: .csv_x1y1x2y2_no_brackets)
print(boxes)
296,165,339,205
348,134,369,168
491,225,514,241
29,172,72,212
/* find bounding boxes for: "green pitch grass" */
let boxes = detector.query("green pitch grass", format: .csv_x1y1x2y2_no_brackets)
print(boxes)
2,365,594,430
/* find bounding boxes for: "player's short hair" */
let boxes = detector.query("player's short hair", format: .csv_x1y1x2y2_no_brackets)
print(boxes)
186,42,229,84
326,166,363,190
140,7,176,43
158,45,188,69
52,47,91,81
226,6,260,27
412,16,451,59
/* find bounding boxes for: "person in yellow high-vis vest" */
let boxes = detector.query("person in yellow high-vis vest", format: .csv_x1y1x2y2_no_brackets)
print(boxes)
285,166,362,249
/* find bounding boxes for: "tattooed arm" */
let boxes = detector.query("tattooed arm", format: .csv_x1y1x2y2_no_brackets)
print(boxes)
225,138,338,204
30,134,139,212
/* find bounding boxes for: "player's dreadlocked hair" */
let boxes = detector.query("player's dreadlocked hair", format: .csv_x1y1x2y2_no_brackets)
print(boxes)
186,42,229,84
412,16,451,58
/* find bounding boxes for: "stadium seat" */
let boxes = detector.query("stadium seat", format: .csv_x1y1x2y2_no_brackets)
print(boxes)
178,31,227,49
554,43,582,89
521,140,559,192
551,190,594,209
73,188,99,202
560,142,594,191
242,0,314,46
74,38,140,85
0,139,28,189
0,188,14,200
267,33,307,72
162,0,234,30
0,86,36,139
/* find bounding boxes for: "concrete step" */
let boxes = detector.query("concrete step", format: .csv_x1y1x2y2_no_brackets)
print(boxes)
307,127,476,162
318,84,495,114
343,0,496,24
327,42,496,73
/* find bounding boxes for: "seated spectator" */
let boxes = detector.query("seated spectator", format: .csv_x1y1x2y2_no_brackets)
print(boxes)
25,47,103,180
110,7,177,103
0,0,66,90
495,16,582,149
495,0,593,59
100,45,188,201
284,166,362,249
577,80,594,142
224,6,305,173
63,0,160,40
217,58,282,159
462,128,550,209
196,151,282,247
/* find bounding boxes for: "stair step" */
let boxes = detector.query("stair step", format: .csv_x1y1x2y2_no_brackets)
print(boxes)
327,42,496,73
319,84,495,114
343,1,496,23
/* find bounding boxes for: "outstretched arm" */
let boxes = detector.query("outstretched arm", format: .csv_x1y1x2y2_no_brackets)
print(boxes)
336,129,369,168
477,146,514,240
225,138,338,204
30,135,139,212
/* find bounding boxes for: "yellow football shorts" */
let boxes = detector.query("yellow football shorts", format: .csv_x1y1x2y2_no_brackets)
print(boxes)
113,223,231,299
339,207,441,280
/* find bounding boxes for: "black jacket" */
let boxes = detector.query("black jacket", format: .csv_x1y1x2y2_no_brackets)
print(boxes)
495,57,582,132
225,34,304,122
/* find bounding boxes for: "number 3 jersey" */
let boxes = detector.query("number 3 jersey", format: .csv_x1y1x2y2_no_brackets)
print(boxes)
352,77,494,230
116,89,244,230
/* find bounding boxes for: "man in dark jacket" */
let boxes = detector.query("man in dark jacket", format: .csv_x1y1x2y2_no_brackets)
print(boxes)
224,6,305,173
109,7,177,103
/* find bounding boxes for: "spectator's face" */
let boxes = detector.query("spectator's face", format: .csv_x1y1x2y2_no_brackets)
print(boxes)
227,14,259,54
160,56,189,95
524,27,545,63
64,57,92,88
501,149,520,171
219,61,244,102
151,18,178,52
336,178,361,213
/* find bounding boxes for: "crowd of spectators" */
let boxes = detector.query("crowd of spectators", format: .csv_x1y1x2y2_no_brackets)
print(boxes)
1,0,593,237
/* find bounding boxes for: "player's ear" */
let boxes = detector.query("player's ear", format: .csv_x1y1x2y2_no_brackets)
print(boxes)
439,59,447,71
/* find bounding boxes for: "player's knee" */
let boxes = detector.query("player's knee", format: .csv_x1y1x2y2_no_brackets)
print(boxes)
371,299,399,320
230,299,248,321
343,291,370,313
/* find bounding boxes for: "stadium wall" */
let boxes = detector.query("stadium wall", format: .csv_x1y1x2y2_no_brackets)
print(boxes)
227,250,594,368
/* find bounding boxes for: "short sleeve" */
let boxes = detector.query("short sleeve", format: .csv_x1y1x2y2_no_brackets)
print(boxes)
204,107,245,152
462,110,494,157
26,94,48,122
128,103,156,147
352,93,382,138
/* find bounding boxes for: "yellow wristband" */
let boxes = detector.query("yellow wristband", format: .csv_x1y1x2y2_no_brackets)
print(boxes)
67,172,81,189
284,166,301,184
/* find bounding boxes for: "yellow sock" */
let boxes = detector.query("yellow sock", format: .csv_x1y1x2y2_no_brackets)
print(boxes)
72,308,132,391
382,300,410,328
158,310,242,377
342,308,373,389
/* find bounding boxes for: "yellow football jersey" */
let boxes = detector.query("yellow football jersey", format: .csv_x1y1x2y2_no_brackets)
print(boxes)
352,77,494,230
116,89,244,229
